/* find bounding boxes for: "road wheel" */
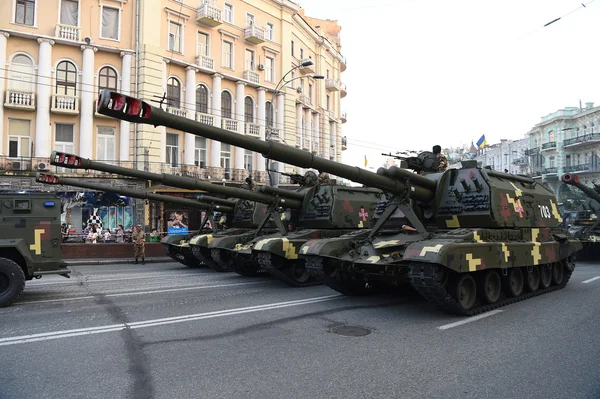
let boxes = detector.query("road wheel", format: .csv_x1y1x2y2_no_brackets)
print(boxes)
0,258,26,308
454,274,477,311
506,268,524,297
525,266,541,292
540,265,552,289
480,270,502,304
552,262,565,285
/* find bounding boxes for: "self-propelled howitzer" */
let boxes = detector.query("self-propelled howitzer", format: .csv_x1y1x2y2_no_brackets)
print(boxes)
97,91,582,314
561,173,600,254
36,172,233,268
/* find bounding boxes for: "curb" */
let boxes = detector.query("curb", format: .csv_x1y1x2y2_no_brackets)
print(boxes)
65,257,173,266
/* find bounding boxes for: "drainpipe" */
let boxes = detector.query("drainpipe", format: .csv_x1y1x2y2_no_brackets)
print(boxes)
134,0,140,168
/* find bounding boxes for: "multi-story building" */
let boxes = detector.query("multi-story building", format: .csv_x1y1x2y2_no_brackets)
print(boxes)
0,0,347,232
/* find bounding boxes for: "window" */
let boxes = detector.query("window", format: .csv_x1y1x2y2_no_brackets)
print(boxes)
244,150,253,171
197,32,209,56
168,21,182,53
166,77,181,108
222,40,233,69
548,130,555,142
220,143,231,170
56,61,77,96
300,48,303,59
15,0,35,26
291,40,294,57
326,69,330,79
221,91,232,119
290,71,295,88
96,126,115,161
10,55,34,91
101,6,119,40
196,85,208,114
194,137,207,167
54,124,74,164
245,49,255,71
308,83,313,104
8,119,30,158
166,133,179,166
266,23,274,41
244,97,254,122
246,13,254,26
265,56,274,83
300,78,304,94
60,0,78,26
326,95,330,110
224,3,233,23
265,102,274,126
98,66,118,95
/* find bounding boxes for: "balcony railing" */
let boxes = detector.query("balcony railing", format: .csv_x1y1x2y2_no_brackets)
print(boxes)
55,24,81,41
167,107,188,118
244,25,265,44
327,109,337,120
341,136,347,150
196,3,222,27
525,147,539,156
195,55,214,70
543,167,558,175
298,63,315,74
297,94,310,107
325,79,340,91
302,138,310,150
512,157,528,166
295,136,301,147
51,95,79,114
243,70,260,83
340,83,347,98
311,142,319,153
268,128,280,140
563,133,600,147
340,57,347,72
195,112,214,126
221,118,238,132
4,90,35,110
245,123,260,138
563,164,600,173
541,141,557,150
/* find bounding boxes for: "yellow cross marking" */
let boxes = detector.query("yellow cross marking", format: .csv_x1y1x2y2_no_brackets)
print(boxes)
255,238,280,251
281,238,298,260
419,244,444,257
531,228,542,265
550,200,563,223
234,243,253,251
300,245,310,254
473,232,483,242
358,221,364,228
510,182,523,198
373,240,400,249
367,256,381,263
466,253,481,272
506,194,524,215
446,215,460,228
190,234,212,245
29,228,44,255
592,214,598,220
501,243,510,263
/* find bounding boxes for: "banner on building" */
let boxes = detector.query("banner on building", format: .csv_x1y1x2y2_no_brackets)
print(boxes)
167,210,189,234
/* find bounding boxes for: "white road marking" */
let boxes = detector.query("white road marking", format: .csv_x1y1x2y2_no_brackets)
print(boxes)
437,309,504,330
581,276,600,284
28,273,209,286
0,294,343,346
18,281,271,305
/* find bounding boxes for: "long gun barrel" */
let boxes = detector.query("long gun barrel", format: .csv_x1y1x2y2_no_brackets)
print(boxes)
561,173,600,204
36,173,235,214
50,151,303,209
96,90,436,202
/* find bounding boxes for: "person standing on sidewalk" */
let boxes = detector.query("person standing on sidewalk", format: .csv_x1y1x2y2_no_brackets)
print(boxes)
132,224,146,264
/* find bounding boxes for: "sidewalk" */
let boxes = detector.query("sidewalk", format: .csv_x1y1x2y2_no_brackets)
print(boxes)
65,257,173,266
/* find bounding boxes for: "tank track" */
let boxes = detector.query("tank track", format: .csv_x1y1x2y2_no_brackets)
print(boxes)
211,249,265,277
192,246,230,272
256,252,320,287
305,256,325,279
408,260,575,316
304,256,377,296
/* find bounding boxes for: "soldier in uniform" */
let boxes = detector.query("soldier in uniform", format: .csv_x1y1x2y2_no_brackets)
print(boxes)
432,145,448,172
132,224,146,264
318,170,330,184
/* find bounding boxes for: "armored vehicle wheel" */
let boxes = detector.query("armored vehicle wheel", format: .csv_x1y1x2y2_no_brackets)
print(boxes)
539,265,552,289
291,261,311,284
454,274,477,311
0,258,26,308
480,270,502,304
552,262,565,285
525,266,541,292
506,268,524,297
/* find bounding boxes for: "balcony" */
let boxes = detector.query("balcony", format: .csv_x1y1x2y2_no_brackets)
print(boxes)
525,147,539,156
298,63,315,75
563,164,600,174
243,70,260,84
311,142,319,153
512,157,528,166
295,136,301,148
221,118,238,132
244,25,265,45
542,167,558,175
55,24,81,41
541,141,557,151
340,83,347,98
563,133,600,148
302,139,310,150
341,136,347,150
195,112,214,126
325,79,340,92
196,3,222,27
167,107,188,118
268,128,280,140
340,112,347,123
51,95,79,114
340,57,347,72
195,55,214,71
245,123,260,138
297,94,311,108
326,109,337,120
4,90,35,111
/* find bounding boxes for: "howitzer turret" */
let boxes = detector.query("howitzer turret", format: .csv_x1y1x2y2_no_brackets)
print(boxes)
561,173,600,204
561,173,600,256
97,90,582,312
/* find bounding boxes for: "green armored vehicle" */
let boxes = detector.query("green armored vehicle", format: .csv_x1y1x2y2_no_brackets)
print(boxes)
36,172,233,268
0,192,70,307
96,90,583,315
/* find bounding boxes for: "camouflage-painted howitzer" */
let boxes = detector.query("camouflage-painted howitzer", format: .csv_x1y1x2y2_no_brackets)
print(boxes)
561,173,600,252
36,172,233,268
96,90,582,313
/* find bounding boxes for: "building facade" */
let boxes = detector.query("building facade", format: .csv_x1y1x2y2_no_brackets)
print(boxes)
0,0,347,232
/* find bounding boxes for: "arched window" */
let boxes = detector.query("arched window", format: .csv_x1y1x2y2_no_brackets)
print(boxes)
166,77,181,108
221,91,232,119
10,54,34,91
265,101,274,126
196,85,208,114
56,60,77,96
244,96,254,122
98,66,118,95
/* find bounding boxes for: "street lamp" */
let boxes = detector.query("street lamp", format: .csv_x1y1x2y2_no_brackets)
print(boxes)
265,58,324,186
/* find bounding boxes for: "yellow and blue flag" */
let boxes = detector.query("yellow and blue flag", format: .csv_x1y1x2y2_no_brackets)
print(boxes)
476,134,487,148
364,155,368,167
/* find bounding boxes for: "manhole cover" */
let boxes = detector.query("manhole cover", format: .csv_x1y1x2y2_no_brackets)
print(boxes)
330,325,372,337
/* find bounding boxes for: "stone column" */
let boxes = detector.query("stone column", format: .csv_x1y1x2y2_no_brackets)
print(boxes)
314,112,320,154
184,66,197,165
35,38,54,158
119,51,132,161
209,73,222,179
256,88,266,174
233,81,246,180
295,103,304,175
0,32,9,155
79,45,97,159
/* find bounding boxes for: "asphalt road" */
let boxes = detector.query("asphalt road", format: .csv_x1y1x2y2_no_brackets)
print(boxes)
1,261,599,399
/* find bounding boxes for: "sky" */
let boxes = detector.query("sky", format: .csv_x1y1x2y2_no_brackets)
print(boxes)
295,0,600,169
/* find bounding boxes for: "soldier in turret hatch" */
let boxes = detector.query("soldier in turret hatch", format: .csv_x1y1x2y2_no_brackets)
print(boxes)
432,145,448,172
318,170,330,184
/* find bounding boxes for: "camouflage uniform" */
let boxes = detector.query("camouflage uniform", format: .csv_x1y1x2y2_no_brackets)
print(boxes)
132,229,146,264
